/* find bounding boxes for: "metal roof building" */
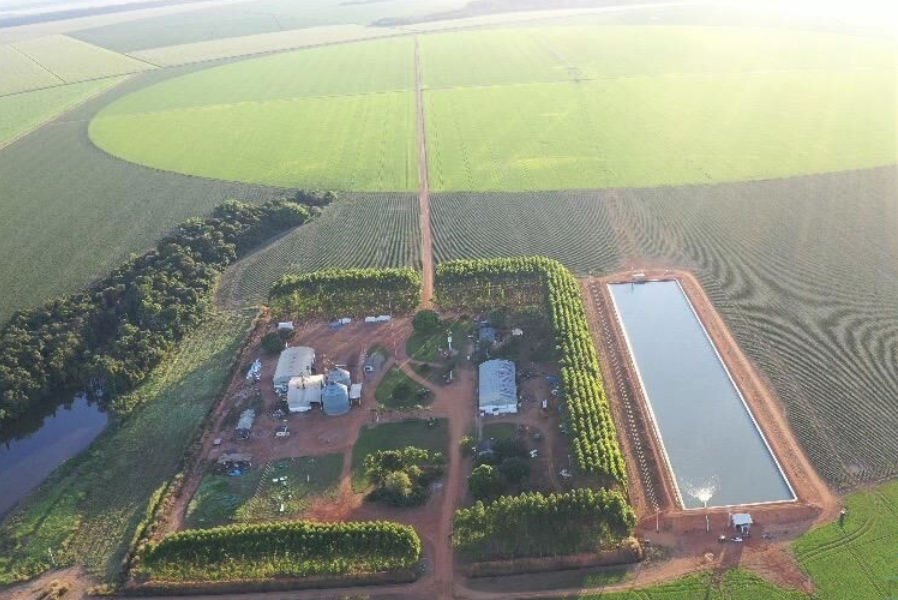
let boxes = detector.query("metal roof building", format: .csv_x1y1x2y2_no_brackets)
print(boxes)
274,346,315,389
322,382,350,416
286,374,325,413
478,359,517,415
327,367,351,386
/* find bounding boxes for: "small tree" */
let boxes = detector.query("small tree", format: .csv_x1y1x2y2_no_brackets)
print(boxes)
413,310,441,333
261,332,284,354
468,464,507,502
384,471,413,499
499,456,531,484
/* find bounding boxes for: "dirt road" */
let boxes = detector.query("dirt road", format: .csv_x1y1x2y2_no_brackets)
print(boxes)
414,35,434,309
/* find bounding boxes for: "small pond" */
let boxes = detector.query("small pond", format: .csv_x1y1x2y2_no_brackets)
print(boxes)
0,395,108,516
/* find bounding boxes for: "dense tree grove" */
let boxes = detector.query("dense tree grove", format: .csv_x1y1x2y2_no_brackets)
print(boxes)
452,488,635,560
0,199,309,427
364,447,445,506
269,268,421,319
436,257,627,485
138,520,421,582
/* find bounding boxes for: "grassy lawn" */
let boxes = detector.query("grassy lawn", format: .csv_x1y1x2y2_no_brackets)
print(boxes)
0,310,254,585
184,468,263,530
185,454,343,529
351,418,449,492
406,319,471,362
375,366,431,409
481,422,517,441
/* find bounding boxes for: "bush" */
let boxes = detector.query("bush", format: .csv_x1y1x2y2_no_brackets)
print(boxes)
459,435,476,456
413,310,441,333
468,464,507,502
364,447,445,506
392,381,414,403
498,456,531,484
261,332,284,355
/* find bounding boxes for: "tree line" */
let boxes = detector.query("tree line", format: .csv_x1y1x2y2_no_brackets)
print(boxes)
0,199,309,428
452,488,635,560
269,268,421,319
435,257,627,486
137,520,421,582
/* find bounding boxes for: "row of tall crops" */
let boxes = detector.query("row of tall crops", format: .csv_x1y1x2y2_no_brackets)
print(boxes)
137,520,421,582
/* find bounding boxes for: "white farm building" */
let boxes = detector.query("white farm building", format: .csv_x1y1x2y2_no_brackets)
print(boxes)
478,359,517,415
286,374,325,413
274,346,315,390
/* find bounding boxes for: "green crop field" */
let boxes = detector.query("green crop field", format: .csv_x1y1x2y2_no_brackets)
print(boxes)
129,24,397,67
795,481,898,600
0,43,63,95
422,26,897,191
86,24,898,194
218,193,421,308
432,166,898,489
425,71,895,191
70,0,467,53
0,78,124,147
0,65,294,325
10,35,154,88
89,37,417,191
0,310,254,584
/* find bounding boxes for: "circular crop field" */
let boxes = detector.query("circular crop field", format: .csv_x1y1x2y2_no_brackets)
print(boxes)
90,25,898,192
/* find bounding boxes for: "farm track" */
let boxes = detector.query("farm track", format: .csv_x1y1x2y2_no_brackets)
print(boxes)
414,35,435,309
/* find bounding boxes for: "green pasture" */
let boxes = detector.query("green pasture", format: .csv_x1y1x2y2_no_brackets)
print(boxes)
0,311,254,584
351,418,448,491
0,78,123,147
185,454,343,529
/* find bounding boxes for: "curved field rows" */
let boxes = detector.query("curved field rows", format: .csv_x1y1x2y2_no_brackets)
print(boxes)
0,67,291,325
432,167,898,489
218,193,421,307
431,191,619,272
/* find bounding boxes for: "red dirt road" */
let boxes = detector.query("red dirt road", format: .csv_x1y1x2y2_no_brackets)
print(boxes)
414,35,434,310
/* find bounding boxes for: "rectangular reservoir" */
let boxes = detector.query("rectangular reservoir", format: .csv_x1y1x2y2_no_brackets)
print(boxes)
608,280,795,509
